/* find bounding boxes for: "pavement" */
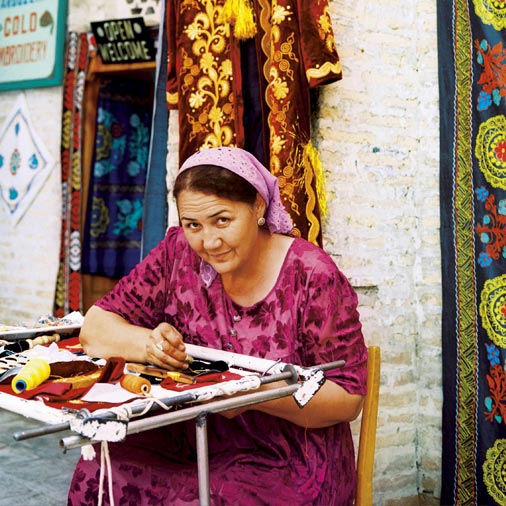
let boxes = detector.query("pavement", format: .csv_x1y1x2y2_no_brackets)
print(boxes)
0,408,80,506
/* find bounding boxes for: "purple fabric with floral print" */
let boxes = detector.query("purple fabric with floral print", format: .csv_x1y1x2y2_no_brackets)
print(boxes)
68,227,367,506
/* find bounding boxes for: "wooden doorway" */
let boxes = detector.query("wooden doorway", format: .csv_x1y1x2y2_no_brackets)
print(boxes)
81,51,156,312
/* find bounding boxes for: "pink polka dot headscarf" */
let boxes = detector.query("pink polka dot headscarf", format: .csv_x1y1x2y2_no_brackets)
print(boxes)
179,147,294,235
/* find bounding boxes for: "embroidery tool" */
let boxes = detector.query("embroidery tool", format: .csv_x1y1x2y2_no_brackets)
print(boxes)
120,374,151,395
0,333,61,358
0,366,21,383
126,363,195,384
11,357,51,394
29,333,61,347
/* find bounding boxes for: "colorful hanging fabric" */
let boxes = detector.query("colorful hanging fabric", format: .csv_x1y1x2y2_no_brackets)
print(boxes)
53,32,89,318
166,0,342,245
81,78,152,278
439,1,506,504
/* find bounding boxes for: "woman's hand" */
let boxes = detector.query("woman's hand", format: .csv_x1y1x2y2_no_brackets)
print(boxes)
146,322,189,370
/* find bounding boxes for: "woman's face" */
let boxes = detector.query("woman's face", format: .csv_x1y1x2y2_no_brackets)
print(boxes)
177,190,265,276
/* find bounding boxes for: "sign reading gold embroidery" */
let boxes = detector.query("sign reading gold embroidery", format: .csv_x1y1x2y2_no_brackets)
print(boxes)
0,0,67,91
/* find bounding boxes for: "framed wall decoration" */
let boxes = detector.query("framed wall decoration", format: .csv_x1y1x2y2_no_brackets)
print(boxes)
0,94,55,224
0,0,68,91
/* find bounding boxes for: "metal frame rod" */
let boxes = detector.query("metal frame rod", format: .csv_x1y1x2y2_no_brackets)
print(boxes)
60,383,300,450
12,421,73,441
14,359,345,442
196,413,210,506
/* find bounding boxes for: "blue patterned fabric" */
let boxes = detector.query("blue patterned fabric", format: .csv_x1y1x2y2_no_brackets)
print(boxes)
439,1,506,504
82,78,152,278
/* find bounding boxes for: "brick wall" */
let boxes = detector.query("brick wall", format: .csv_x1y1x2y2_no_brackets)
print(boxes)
0,0,441,503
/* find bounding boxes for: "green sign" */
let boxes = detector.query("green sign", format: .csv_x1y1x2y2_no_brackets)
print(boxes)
0,0,68,91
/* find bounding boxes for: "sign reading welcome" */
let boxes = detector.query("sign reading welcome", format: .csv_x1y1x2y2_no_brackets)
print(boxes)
91,17,156,65
0,0,67,91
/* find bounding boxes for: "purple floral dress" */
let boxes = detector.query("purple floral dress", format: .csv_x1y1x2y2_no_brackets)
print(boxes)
68,227,367,506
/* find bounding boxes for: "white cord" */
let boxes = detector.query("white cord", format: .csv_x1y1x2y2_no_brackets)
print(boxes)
97,441,115,506
98,442,105,506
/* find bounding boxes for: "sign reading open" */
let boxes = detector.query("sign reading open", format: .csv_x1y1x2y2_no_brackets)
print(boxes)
91,17,156,65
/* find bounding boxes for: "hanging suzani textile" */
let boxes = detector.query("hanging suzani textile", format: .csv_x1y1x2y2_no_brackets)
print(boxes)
81,78,152,279
439,1,506,504
166,0,342,245
53,32,89,318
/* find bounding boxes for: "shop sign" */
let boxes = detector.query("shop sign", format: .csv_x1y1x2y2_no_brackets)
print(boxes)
91,17,156,65
0,0,68,91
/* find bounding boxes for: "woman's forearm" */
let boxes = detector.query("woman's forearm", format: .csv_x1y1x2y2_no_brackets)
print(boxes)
80,306,151,362
250,380,364,428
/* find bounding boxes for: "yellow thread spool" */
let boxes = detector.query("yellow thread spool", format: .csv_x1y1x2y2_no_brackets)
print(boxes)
11,357,51,394
120,374,151,395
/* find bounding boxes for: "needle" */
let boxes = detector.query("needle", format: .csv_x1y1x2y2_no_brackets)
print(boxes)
126,363,195,384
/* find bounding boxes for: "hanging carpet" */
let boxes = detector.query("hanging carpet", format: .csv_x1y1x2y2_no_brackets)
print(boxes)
439,0,506,504
81,78,153,279
53,32,89,318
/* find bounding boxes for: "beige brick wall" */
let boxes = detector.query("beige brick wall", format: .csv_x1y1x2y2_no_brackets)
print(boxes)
0,88,63,323
0,0,441,503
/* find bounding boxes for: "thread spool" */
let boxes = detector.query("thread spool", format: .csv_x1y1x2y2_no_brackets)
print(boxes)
120,374,151,395
11,357,51,394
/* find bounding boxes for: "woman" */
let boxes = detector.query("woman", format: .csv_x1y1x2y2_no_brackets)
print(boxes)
68,147,367,506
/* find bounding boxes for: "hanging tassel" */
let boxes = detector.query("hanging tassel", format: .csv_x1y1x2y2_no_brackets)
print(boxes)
81,444,96,461
220,0,257,40
233,0,256,39
303,141,328,218
221,0,240,23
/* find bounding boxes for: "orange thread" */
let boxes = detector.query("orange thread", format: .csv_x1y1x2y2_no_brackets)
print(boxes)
120,374,151,395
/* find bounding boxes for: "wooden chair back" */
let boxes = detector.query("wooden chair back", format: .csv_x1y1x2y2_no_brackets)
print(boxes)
355,346,381,506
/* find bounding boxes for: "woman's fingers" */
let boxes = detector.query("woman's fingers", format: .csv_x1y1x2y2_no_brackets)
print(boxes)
147,323,188,369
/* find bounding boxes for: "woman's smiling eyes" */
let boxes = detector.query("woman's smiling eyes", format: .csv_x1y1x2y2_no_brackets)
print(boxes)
184,222,200,231
216,216,231,226
183,215,231,231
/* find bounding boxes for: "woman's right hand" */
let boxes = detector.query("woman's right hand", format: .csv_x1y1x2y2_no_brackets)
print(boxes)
146,322,189,370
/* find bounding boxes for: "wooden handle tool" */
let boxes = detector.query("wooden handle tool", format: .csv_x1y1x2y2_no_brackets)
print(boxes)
126,363,195,384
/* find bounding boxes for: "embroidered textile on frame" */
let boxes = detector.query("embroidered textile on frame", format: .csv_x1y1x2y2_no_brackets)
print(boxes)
166,0,342,245
439,1,506,504
53,32,89,318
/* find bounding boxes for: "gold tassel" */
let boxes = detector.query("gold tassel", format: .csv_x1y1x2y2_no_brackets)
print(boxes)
304,141,328,218
233,0,256,39
221,0,240,23
220,0,257,40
